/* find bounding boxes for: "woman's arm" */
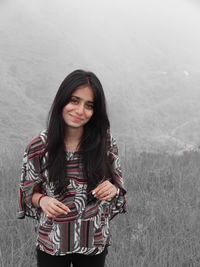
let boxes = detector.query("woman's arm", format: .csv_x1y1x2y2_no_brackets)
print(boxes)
32,185,71,218
31,183,42,208
92,180,118,201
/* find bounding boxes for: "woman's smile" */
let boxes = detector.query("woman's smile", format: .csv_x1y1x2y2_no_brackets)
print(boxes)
62,85,94,130
70,114,83,122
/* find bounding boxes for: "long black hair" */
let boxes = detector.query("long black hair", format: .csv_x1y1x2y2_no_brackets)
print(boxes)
46,69,114,198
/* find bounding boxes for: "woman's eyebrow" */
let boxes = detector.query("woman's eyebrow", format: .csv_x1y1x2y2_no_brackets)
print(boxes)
71,95,94,103
71,95,79,99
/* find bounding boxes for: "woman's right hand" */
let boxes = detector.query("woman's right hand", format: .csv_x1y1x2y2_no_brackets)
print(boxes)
40,196,71,219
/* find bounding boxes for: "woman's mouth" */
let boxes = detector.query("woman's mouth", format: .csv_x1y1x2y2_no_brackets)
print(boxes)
70,115,82,122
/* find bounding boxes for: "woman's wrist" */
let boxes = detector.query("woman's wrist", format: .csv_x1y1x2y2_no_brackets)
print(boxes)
38,194,46,208
32,192,46,208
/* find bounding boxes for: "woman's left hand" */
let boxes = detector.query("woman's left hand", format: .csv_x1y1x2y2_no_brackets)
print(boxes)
92,180,118,201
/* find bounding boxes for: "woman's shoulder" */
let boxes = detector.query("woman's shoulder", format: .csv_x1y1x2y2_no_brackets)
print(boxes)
25,130,47,156
106,129,118,149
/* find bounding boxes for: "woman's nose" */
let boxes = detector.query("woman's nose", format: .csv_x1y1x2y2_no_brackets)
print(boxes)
76,103,84,114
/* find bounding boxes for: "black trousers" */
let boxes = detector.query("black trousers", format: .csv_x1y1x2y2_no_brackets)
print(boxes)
37,247,108,267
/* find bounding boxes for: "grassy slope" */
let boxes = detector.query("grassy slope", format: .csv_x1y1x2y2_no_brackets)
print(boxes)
1,146,200,266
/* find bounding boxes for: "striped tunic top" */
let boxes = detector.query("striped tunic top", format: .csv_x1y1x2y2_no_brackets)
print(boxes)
18,130,126,256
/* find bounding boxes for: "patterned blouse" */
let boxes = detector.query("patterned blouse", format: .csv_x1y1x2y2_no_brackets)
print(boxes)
18,130,126,256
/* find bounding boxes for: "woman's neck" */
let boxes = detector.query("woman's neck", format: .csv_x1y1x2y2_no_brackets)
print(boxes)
64,127,83,152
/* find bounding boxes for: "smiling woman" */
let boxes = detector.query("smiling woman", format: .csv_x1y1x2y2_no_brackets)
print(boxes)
18,69,126,267
62,85,94,133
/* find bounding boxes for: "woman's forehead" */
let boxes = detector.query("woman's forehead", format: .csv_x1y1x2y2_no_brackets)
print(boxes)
72,85,94,101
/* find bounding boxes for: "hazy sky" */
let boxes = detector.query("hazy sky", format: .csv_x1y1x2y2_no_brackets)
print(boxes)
1,0,200,151
1,0,200,73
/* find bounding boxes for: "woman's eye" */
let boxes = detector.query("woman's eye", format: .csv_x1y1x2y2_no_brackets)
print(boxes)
85,103,94,110
70,98,79,104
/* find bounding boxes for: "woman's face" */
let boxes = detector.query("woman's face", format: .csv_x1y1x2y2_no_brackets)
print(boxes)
62,85,94,130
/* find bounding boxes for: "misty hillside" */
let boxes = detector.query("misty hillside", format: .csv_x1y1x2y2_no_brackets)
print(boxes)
1,0,200,153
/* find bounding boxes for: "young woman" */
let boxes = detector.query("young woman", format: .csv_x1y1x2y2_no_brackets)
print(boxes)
18,69,126,267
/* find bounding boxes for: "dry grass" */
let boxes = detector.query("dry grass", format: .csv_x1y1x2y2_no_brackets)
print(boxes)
1,145,200,266
106,151,200,267
0,145,36,267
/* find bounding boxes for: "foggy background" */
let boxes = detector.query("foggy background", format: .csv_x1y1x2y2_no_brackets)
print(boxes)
1,0,200,154
1,1,200,266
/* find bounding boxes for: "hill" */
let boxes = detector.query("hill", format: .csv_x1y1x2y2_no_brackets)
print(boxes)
1,0,200,153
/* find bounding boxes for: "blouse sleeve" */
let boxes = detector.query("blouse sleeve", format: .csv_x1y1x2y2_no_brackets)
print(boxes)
17,135,45,220
108,133,127,220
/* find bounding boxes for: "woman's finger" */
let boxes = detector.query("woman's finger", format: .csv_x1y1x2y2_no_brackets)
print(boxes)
52,203,70,215
45,207,58,218
94,183,117,200
94,184,113,197
96,189,110,198
93,181,110,195
56,202,71,213
94,181,110,192
40,197,71,217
